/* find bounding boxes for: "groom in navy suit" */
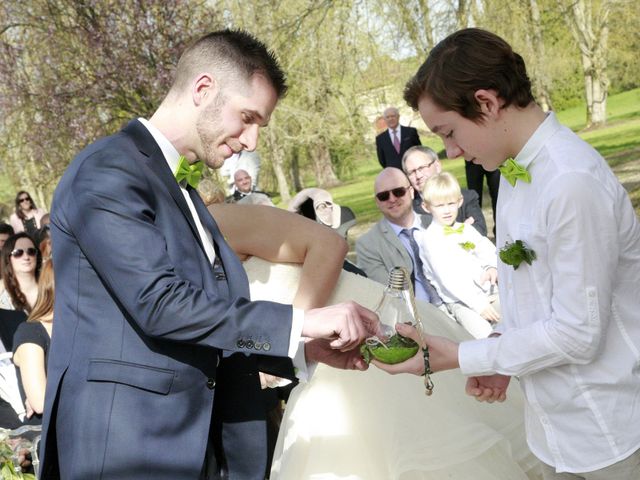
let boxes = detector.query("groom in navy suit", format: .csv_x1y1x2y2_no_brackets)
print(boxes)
41,30,379,480
375,106,422,170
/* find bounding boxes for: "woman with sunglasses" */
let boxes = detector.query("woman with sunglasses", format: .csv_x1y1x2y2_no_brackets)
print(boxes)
0,233,41,313
9,191,47,239
13,253,53,425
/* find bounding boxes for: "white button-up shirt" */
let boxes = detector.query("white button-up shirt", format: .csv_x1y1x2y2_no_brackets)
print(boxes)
458,112,640,473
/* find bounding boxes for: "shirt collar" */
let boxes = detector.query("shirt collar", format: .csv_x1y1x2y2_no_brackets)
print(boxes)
386,212,419,237
514,111,562,170
138,117,181,175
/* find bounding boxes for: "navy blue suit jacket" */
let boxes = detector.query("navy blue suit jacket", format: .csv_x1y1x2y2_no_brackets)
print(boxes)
41,120,294,479
375,126,421,170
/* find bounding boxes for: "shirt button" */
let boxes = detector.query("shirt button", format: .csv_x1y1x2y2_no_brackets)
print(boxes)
206,378,216,390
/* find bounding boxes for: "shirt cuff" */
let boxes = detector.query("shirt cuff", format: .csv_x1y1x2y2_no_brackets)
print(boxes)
288,307,313,382
458,338,495,376
288,307,304,358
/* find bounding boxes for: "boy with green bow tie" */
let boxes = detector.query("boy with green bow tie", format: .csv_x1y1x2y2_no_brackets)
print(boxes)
416,171,500,339
374,27,640,479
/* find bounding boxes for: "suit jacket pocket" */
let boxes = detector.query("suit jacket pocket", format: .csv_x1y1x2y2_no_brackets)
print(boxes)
87,358,175,394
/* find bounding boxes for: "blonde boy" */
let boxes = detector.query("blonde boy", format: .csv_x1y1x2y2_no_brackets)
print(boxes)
417,172,499,338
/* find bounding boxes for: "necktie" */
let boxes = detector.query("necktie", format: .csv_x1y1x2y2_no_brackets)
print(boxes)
499,158,531,187
400,228,442,306
174,155,204,189
392,130,400,153
443,224,465,235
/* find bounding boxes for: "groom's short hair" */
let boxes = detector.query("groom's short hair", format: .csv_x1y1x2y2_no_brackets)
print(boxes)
171,29,288,99
403,28,534,122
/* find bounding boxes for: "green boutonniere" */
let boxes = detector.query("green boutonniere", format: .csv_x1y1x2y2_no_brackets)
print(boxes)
459,241,476,251
499,240,536,269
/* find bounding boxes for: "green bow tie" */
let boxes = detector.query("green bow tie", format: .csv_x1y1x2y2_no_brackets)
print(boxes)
443,224,464,235
499,158,531,187
174,156,204,189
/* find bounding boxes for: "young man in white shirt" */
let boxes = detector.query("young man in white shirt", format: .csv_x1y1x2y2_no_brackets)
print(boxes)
376,28,640,479
416,172,499,338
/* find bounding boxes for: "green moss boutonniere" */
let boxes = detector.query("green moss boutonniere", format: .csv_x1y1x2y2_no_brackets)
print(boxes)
499,240,536,270
459,241,476,251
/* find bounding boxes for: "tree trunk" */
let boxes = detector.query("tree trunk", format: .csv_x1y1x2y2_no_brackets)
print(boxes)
290,147,304,192
528,0,553,111
265,126,291,202
561,0,610,127
311,143,340,188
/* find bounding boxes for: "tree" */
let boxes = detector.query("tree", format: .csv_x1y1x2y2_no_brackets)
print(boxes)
559,0,611,127
0,1,217,208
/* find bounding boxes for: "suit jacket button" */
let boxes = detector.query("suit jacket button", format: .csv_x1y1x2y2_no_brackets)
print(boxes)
206,378,216,390
237,339,245,348
246,340,254,349
262,342,271,352
254,342,262,350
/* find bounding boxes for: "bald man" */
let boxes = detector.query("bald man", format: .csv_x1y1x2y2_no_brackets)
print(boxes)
356,168,441,306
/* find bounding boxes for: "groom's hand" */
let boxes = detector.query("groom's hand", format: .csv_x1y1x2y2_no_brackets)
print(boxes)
302,302,381,351
305,338,369,371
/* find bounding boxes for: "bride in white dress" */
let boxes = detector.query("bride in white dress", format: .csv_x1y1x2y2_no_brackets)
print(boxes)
246,258,541,480
212,204,542,480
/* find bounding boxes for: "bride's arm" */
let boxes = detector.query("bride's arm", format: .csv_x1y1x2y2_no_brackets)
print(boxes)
209,203,348,309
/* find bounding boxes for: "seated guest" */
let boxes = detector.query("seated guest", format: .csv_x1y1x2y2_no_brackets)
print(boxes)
13,256,54,425
198,179,227,206
9,191,47,239
0,233,41,313
225,169,268,203
237,192,274,206
417,173,499,338
0,223,15,278
355,168,442,307
402,146,487,235
0,224,14,251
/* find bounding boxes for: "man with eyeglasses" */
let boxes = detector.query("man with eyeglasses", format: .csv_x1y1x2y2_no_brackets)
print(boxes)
402,146,487,236
356,168,443,307
375,106,422,170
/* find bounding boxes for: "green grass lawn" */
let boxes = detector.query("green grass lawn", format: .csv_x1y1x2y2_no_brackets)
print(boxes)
327,88,640,228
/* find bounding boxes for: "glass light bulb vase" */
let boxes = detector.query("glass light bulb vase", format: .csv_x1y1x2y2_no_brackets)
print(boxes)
360,266,422,364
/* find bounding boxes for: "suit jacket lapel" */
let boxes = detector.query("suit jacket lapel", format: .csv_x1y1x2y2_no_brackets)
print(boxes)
122,120,206,255
378,221,410,262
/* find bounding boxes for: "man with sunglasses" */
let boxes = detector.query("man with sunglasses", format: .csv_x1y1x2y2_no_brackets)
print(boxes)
356,168,443,306
402,146,487,236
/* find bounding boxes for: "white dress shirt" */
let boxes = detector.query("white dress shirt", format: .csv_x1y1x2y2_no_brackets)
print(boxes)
416,222,497,312
458,112,640,473
138,119,308,379
387,125,402,143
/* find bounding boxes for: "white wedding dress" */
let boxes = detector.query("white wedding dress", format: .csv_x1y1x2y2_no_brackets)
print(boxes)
245,257,542,480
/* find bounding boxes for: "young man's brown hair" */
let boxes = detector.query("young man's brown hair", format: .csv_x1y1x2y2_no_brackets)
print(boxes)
404,28,535,122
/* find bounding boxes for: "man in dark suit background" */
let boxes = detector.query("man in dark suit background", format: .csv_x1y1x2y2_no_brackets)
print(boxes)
41,30,379,480
402,146,488,236
375,106,422,170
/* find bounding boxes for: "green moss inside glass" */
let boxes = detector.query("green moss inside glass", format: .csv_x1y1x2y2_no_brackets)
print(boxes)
360,334,419,364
